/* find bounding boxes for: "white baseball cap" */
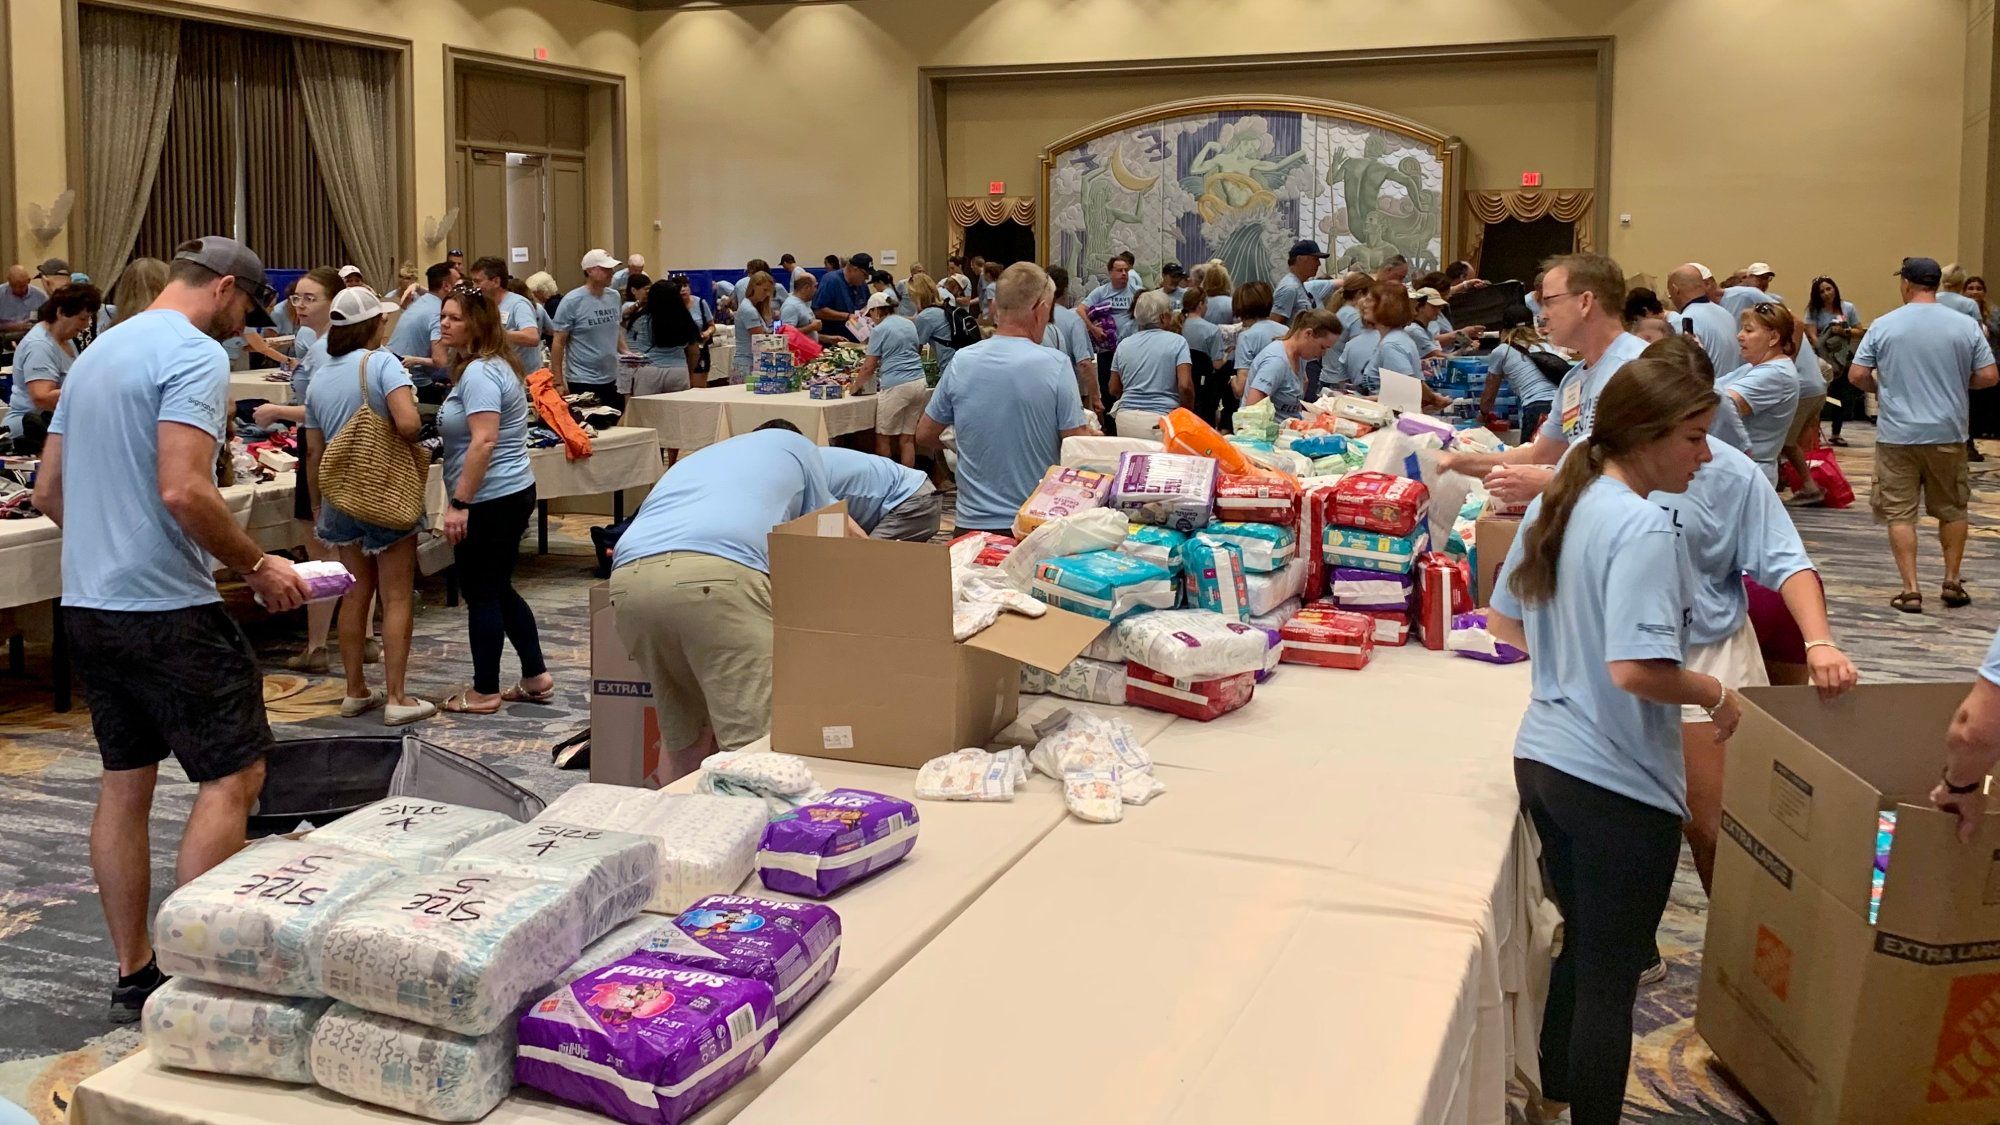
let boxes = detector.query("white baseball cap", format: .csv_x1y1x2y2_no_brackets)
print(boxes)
863,290,898,313
337,264,362,280
1690,262,1714,281
328,287,400,326
1410,286,1448,307
1744,261,1775,277
581,248,620,272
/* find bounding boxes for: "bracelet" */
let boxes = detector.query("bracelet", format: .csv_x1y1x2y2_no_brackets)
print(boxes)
1943,768,1985,796
1701,680,1727,718
1804,640,1840,654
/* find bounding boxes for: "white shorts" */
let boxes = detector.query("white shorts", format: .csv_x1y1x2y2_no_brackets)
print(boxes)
1680,616,1770,724
1113,409,1167,441
877,379,931,435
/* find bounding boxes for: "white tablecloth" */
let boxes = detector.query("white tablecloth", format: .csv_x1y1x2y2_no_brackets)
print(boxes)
624,385,877,452
0,485,258,610
227,371,295,405
422,426,664,517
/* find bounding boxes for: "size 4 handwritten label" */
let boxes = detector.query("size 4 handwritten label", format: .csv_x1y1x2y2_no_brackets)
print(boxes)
527,824,603,857
376,803,448,833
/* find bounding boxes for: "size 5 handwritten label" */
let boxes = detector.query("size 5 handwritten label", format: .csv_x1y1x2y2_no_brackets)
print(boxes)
401,876,492,923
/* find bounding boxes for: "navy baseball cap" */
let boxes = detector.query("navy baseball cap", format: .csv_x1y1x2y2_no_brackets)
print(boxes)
1896,256,1943,287
1288,239,1326,261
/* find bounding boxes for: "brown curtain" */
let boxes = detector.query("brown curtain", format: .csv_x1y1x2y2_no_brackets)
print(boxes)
293,39,399,285
1464,189,1594,269
77,7,180,285
240,33,344,269
133,25,237,262
947,196,1037,228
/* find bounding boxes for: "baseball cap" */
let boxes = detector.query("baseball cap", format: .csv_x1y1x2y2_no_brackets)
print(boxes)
581,248,620,272
1896,256,1943,287
173,236,273,305
1162,262,1186,278
1690,262,1714,281
848,252,875,272
1287,239,1326,260
36,257,69,277
1744,262,1775,277
337,264,362,279
447,248,464,257
863,290,898,313
1410,286,1448,307
328,287,401,326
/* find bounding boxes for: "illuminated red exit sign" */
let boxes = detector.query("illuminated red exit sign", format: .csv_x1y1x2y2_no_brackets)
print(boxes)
1521,171,1542,187
989,181,1005,195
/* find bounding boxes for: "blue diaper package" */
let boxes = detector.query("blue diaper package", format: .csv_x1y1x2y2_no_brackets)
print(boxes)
1199,521,1298,573
1031,550,1178,623
1120,525,1189,575
1181,537,1250,621
1323,526,1429,575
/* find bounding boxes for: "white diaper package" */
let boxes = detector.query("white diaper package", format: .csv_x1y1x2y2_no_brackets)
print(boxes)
309,1002,515,1123
1082,626,1128,664
142,978,331,1083
536,782,677,828
1060,435,1163,473
307,798,517,873
532,788,769,914
694,750,829,814
1250,597,1303,633
1246,557,1308,617
441,822,660,944
319,873,590,1036
1030,549,1178,622
1117,609,1275,679
153,839,403,996
558,915,683,987
916,749,1021,802
1019,656,1127,706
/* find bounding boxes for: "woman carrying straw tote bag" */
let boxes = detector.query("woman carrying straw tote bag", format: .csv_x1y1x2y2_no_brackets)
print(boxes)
303,287,435,726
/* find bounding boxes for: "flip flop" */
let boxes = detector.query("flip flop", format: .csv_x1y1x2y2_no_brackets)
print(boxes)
441,690,502,715
1891,591,1923,614
501,683,557,704
1944,581,1972,609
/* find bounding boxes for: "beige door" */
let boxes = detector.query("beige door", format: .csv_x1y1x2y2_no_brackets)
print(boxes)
464,150,509,272
505,154,547,279
549,156,587,286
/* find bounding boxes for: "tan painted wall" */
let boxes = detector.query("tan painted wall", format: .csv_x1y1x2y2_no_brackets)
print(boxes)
6,0,646,275
641,0,1971,315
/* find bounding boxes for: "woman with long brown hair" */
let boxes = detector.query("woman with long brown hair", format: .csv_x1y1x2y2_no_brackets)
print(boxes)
436,287,550,714
1486,356,1733,1125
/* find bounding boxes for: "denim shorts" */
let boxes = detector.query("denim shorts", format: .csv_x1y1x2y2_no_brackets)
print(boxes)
316,501,424,554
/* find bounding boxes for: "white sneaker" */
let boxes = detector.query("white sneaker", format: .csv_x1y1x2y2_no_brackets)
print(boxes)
339,689,386,717
385,699,438,726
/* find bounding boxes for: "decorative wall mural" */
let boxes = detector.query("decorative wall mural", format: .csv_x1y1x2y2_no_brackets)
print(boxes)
1043,97,1460,295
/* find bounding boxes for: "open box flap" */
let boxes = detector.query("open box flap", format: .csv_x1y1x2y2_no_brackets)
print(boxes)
769,501,954,641
961,605,1106,673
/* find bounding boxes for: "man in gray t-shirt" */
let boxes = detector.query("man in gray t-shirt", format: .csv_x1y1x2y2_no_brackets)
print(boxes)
1852,256,2000,612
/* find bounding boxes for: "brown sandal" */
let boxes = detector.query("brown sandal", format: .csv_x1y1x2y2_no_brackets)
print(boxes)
1943,580,1972,608
441,690,502,715
1891,591,1923,614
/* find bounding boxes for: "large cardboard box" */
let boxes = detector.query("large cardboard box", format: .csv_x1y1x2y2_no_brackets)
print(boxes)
1697,682,2000,1124
588,582,707,788
767,504,1105,768
1472,513,1521,608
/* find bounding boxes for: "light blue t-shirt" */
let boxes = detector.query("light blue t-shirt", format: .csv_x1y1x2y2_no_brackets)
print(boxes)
1808,301,1860,335
612,428,833,574
48,310,231,611
1709,395,1753,454
1717,359,1801,485
1981,625,2000,687
625,310,692,370
1403,322,1437,359
1330,302,1365,367
1720,286,1779,319
732,300,772,380
866,314,925,389
1084,280,1141,340
290,325,322,400
1670,300,1743,377
1491,475,1696,817
498,291,543,375
924,334,1089,530
1043,304,1092,370
1111,328,1191,415
1304,278,1336,307
821,446,925,532
1853,302,1997,445
1653,438,1815,647
1246,345,1304,420
389,291,442,359
1271,274,1312,322
0,284,45,324
1794,334,1827,400
1340,327,1423,395
302,349,414,442
1485,343,1557,407
7,324,71,436
1235,319,1286,374
1549,331,1648,447
1182,315,1226,367
438,357,534,504
915,306,957,376
1204,294,1233,326
553,286,623,386
1940,291,1983,320
780,295,817,332
895,280,918,318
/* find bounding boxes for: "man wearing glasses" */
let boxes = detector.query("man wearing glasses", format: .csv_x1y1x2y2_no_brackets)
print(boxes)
1438,252,1649,501
31,236,311,1022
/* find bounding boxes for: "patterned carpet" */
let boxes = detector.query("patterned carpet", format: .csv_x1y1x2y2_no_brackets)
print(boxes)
2,430,1997,1123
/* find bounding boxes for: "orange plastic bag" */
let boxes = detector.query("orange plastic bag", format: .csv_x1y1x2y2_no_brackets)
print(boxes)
1158,408,1252,476
527,369,594,461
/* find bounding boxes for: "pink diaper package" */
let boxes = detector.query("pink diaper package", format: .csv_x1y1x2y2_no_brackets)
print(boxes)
636,894,841,1024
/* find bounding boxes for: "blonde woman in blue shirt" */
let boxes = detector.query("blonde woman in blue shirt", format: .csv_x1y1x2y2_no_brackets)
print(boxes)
1488,356,1731,1125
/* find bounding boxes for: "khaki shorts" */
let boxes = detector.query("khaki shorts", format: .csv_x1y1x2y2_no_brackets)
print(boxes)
1680,616,1770,724
876,379,930,435
1787,394,1825,447
1872,441,1970,524
609,551,773,753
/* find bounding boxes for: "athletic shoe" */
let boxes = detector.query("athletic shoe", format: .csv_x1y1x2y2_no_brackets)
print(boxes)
108,958,167,1024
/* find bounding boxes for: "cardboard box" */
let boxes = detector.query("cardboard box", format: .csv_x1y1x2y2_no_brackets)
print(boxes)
588,582,707,788
1697,682,2000,1124
1472,513,1520,608
767,503,1105,768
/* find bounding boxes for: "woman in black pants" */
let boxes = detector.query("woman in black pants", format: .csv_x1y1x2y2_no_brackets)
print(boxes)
435,287,553,713
1484,354,1742,1125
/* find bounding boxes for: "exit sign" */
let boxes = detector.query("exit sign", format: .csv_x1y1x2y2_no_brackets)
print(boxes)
534,46,549,61
988,181,1005,195
1521,171,1542,187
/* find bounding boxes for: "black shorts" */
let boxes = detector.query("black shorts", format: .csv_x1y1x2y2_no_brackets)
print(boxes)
66,604,273,782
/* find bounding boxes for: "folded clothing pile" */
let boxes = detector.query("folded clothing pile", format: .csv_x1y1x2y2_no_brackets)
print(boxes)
757,788,918,898
1013,465,1113,539
306,798,518,873
1447,611,1528,664
915,747,1028,802
638,894,842,1023
1020,655,1127,705
693,749,830,815
1181,536,1249,620
1030,549,1176,622
1280,606,1376,670
1028,708,1166,823
1199,521,1298,572
1119,524,1188,575
1109,451,1217,533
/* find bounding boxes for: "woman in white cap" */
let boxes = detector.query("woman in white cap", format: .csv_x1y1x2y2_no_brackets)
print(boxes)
301,287,433,725
859,289,928,465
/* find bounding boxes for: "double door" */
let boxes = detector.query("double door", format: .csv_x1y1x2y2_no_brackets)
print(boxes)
461,150,586,282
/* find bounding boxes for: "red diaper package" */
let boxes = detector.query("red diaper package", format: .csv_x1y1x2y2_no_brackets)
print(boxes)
1213,471,1302,526
1124,662,1255,722
1330,472,1431,538
1361,609,1411,647
1415,551,1473,650
950,531,1018,567
1299,482,1340,601
1280,607,1375,670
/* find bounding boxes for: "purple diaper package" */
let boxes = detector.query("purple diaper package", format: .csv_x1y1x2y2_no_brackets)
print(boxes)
1446,611,1529,664
756,788,919,898
636,894,841,1024
1330,566,1414,613
516,960,779,1125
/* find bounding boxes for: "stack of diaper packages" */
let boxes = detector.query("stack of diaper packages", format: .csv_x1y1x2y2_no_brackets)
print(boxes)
1321,472,1431,610
1118,608,1268,721
1108,450,1217,534
1327,566,1414,646
1029,707,1166,823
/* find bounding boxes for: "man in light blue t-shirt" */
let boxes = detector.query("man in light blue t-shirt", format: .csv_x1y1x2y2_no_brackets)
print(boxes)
33,236,309,1021
552,248,625,403
468,256,545,375
390,261,454,381
823,446,940,542
1270,239,1324,324
1665,264,1743,377
1852,256,2000,612
920,262,1093,534
1081,257,1142,355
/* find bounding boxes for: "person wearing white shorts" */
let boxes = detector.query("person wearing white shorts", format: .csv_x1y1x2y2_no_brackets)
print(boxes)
1108,290,1191,441
857,290,929,466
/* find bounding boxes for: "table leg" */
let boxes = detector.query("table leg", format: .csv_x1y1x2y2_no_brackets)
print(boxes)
52,603,70,713
445,566,460,608
613,490,625,523
8,632,21,674
538,500,549,555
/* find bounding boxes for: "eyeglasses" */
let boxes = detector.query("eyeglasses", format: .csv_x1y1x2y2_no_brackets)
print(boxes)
1540,290,1585,306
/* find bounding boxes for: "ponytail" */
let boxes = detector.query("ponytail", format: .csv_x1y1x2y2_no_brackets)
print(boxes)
1507,439,1607,605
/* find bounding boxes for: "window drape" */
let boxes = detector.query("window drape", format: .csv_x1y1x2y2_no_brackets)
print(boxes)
133,23,235,263
241,34,345,269
293,38,398,286
77,6,180,283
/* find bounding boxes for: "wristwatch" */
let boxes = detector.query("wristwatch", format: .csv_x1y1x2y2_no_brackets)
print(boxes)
1943,768,1985,796
449,498,471,511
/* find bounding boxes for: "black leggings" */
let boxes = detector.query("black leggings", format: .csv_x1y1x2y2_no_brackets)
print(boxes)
1515,757,1682,1125
454,484,547,695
